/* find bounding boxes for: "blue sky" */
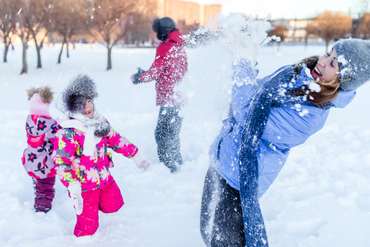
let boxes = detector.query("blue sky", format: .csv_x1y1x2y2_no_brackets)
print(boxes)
194,0,359,19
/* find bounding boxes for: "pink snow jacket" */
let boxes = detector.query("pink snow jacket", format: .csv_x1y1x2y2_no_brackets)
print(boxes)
52,119,138,192
22,115,58,179
140,30,188,106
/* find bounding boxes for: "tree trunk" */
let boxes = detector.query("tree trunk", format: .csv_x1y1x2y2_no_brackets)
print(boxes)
36,46,42,68
3,43,9,63
34,37,42,68
107,46,112,70
66,42,69,58
277,42,280,52
58,39,66,64
20,40,28,74
325,40,329,53
305,36,308,51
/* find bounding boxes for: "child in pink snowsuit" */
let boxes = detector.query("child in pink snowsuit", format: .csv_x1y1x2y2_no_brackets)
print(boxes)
22,86,57,213
51,74,151,237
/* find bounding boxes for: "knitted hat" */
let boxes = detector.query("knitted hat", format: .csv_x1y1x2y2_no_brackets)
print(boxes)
27,86,53,117
333,38,370,91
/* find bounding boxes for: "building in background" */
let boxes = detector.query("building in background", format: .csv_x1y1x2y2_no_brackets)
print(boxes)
271,19,323,43
156,0,222,34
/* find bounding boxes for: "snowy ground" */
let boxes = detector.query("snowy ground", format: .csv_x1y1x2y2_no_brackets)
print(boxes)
1,42,370,247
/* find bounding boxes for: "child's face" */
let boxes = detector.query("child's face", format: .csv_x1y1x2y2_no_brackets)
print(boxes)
311,48,340,82
84,99,94,119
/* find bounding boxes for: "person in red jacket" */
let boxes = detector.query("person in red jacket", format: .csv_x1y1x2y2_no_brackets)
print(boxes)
131,17,188,173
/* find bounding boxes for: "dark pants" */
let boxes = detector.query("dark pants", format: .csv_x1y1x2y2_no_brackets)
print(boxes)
155,106,183,172
32,176,56,213
200,166,245,247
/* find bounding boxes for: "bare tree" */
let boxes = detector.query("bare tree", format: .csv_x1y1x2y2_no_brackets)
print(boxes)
355,12,370,39
124,19,152,45
25,0,56,69
53,0,85,64
356,0,370,18
15,10,32,74
269,24,287,52
306,11,353,52
0,0,19,63
85,0,156,70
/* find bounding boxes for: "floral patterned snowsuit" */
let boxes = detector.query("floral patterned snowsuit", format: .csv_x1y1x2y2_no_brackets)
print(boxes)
53,121,138,192
52,119,139,236
22,114,58,213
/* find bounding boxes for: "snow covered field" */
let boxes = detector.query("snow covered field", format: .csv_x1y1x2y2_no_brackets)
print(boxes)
1,42,370,247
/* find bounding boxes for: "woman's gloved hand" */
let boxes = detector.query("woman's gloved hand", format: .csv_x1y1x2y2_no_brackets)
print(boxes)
68,181,83,215
132,149,151,172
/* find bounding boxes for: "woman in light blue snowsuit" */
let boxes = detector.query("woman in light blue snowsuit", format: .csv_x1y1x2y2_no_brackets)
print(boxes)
200,39,370,247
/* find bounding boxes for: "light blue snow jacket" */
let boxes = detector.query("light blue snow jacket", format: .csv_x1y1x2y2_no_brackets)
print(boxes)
210,61,356,198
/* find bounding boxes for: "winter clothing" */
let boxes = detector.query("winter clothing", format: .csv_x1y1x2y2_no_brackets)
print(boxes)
210,61,356,196
138,29,187,172
132,67,146,84
53,118,139,192
132,150,151,172
140,30,188,106
54,74,110,138
32,176,56,213
29,92,52,117
333,39,370,90
237,62,322,245
68,181,83,215
155,106,183,173
63,74,98,114
51,75,149,236
204,61,357,246
23,86,57,213
152,17,177,41
22,115,58,179
200,166,245,247
58,118,104,157
74,177,124,237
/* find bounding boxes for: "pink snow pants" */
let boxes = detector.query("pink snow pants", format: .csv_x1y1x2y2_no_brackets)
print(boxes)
74,177,124,237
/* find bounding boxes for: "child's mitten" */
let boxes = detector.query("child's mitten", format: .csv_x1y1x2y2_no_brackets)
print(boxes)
132,150,151,172
68,181,83,215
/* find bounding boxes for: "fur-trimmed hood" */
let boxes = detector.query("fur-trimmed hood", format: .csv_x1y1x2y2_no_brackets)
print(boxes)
50,74,110,138
63,74,98,114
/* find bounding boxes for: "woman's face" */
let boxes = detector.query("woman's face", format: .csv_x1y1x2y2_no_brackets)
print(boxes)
84,99,94,119
311,48,340,82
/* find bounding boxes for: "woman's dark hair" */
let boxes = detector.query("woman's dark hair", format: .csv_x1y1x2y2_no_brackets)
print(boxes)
290,56,341,108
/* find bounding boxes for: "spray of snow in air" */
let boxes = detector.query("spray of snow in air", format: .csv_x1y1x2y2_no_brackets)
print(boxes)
215,13,273,64
181,13,275,122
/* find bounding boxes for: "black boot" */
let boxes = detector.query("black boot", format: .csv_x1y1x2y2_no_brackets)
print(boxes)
164,162,179,173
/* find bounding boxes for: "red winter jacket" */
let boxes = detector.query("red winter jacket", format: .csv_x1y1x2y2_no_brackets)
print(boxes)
140,30,188,106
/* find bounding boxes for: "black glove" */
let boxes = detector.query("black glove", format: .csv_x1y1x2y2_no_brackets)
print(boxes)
132,67,146,84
